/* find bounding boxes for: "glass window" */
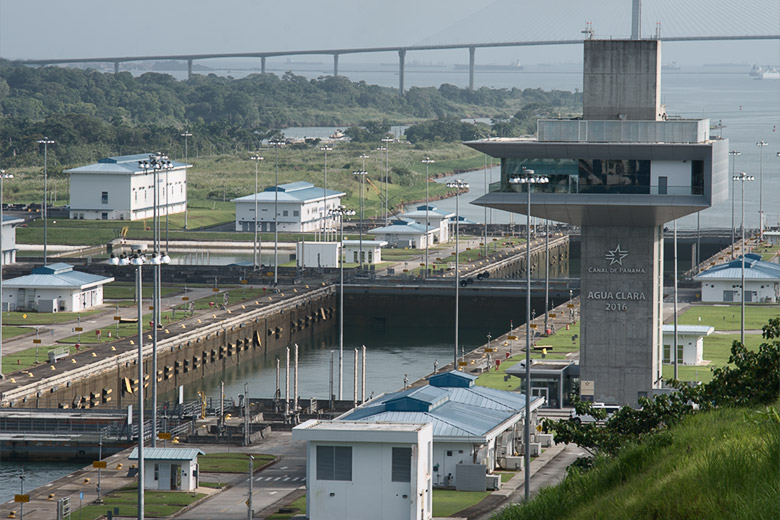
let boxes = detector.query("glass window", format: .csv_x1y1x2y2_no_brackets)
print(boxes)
154,463,159,481
283,210,289,217
316,445,352,481
392,447,412,482
293,210,299,217
101,191,108,204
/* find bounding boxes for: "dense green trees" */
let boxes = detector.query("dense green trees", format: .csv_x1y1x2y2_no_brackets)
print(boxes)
0,59,581,169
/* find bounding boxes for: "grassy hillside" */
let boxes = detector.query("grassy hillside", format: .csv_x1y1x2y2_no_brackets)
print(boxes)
493,401,780,520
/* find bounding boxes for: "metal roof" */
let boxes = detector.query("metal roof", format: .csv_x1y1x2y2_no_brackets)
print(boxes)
342,240,387,247
5,264,114,289
661,325,715,336
66,154,189,176
369,219,437,235
694,256,780,282
402,205,454,219
2,215,24,225
129,447,204,461
232,182,345,204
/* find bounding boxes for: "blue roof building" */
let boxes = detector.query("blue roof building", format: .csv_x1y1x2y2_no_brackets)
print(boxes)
338,370,543,487
401,205,455,244
368,219,438,249
2,215,25,265
66,154,190,221
232,181,345,233
694,254,780,303
2,263,114,312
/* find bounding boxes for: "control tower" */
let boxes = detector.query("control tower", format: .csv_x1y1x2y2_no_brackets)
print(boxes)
467,40,729,405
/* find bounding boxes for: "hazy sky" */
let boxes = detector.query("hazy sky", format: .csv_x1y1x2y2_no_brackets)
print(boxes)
0,0,777,65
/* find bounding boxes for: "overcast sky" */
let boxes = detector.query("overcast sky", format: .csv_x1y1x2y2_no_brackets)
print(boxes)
0,0,777,65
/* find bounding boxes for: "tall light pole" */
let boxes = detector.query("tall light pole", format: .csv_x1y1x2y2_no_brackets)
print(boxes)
509,167,548,502
446,179,469,368
353,153,369,270
250,155,264,270
729,150,741,259
320,146,332,241
544,219,550,334
484,154,489,257
734,171,754,345
36,138,54,265
0,171,13,380
138,154,173,448
376,146,387,225
673,219,679,380
422,157,435,277
331,206,355,401
181,132,192,230
269,140,285,285
756,141,767,241
381,137,393,225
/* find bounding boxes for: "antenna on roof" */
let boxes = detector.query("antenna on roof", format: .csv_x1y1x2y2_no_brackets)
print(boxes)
581,22,594,40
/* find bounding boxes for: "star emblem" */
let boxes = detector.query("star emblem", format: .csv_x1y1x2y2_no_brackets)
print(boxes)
605,245,629,266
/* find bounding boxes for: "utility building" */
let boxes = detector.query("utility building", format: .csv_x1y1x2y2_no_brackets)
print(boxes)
467,40,728,405
66,154,189,221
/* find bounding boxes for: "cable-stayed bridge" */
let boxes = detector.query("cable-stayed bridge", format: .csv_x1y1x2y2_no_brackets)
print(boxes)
14,0,780,91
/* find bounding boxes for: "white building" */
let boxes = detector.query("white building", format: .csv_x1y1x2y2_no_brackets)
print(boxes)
296,241,340,268
2,263,114,312
293,420,433,520
661,324,714,366
694,254,780,303
368,219,437,249
1,215,24,264
66,154,189,221
338,371,543,488
233,181,345,233
129,447,203,491
765,231,780,246
401,205,454,244
343,239,386,265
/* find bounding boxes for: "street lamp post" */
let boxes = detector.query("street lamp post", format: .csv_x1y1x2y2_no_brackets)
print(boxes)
0,171,13,380
544,219,550,334
181,132,192,230
37,138,54,265
250,155,264,270
729,150,741,259
445,179,469,368
422,158,435,277
756,141,767,241
353,154,369,270
269,140,285,285
331,206,355,401
734,171,754,345
509,167,548,502
137,155,173,448
321,146,333,241
381,137,393,225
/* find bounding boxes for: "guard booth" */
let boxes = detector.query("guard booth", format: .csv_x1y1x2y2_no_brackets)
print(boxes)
129,447,203,491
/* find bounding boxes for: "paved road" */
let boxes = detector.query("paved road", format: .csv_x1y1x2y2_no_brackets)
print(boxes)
179,432,306,520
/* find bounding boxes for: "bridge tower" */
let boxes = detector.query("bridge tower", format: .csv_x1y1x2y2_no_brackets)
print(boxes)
466,39,729,406
631,0,642,39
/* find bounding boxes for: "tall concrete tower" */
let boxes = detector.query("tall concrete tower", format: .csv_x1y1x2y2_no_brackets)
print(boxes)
467,40,728,406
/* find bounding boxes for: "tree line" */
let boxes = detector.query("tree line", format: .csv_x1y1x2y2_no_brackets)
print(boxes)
0,59,581,168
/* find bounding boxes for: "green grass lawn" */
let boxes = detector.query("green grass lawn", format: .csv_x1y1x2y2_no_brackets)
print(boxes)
1,325,33,340
2,309,102,325
103,283,180,300
266,496,307,520
432,489,491,517
662,332,764,383
197,452,275,473
2,344,80,373
676,303,780,331
74,489,205,520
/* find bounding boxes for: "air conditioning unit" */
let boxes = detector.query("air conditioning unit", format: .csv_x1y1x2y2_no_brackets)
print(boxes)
486,474,501,491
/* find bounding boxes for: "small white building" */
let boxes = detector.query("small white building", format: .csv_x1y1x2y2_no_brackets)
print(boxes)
66,154,189,221
401,205,454,244
661,324,714,365
369,219,437,249
338,371,544,488
694,254,780,303
233,181,345,233
1,215,24,264
293,420,433,520
2,263,114,312
296,241,340,268
342,239,386,265
129,447,204,491
765,231,780,246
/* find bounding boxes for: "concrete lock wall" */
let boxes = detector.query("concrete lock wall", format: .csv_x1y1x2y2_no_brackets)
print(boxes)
15,292,336,410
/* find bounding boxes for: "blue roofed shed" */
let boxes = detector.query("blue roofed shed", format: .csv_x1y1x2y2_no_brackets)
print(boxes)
2,263,114,312
129,447,204,491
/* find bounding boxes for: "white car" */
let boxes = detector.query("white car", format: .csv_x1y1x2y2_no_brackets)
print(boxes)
569,403,621,424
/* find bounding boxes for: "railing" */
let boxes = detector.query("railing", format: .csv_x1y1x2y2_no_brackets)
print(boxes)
492,179,703,196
